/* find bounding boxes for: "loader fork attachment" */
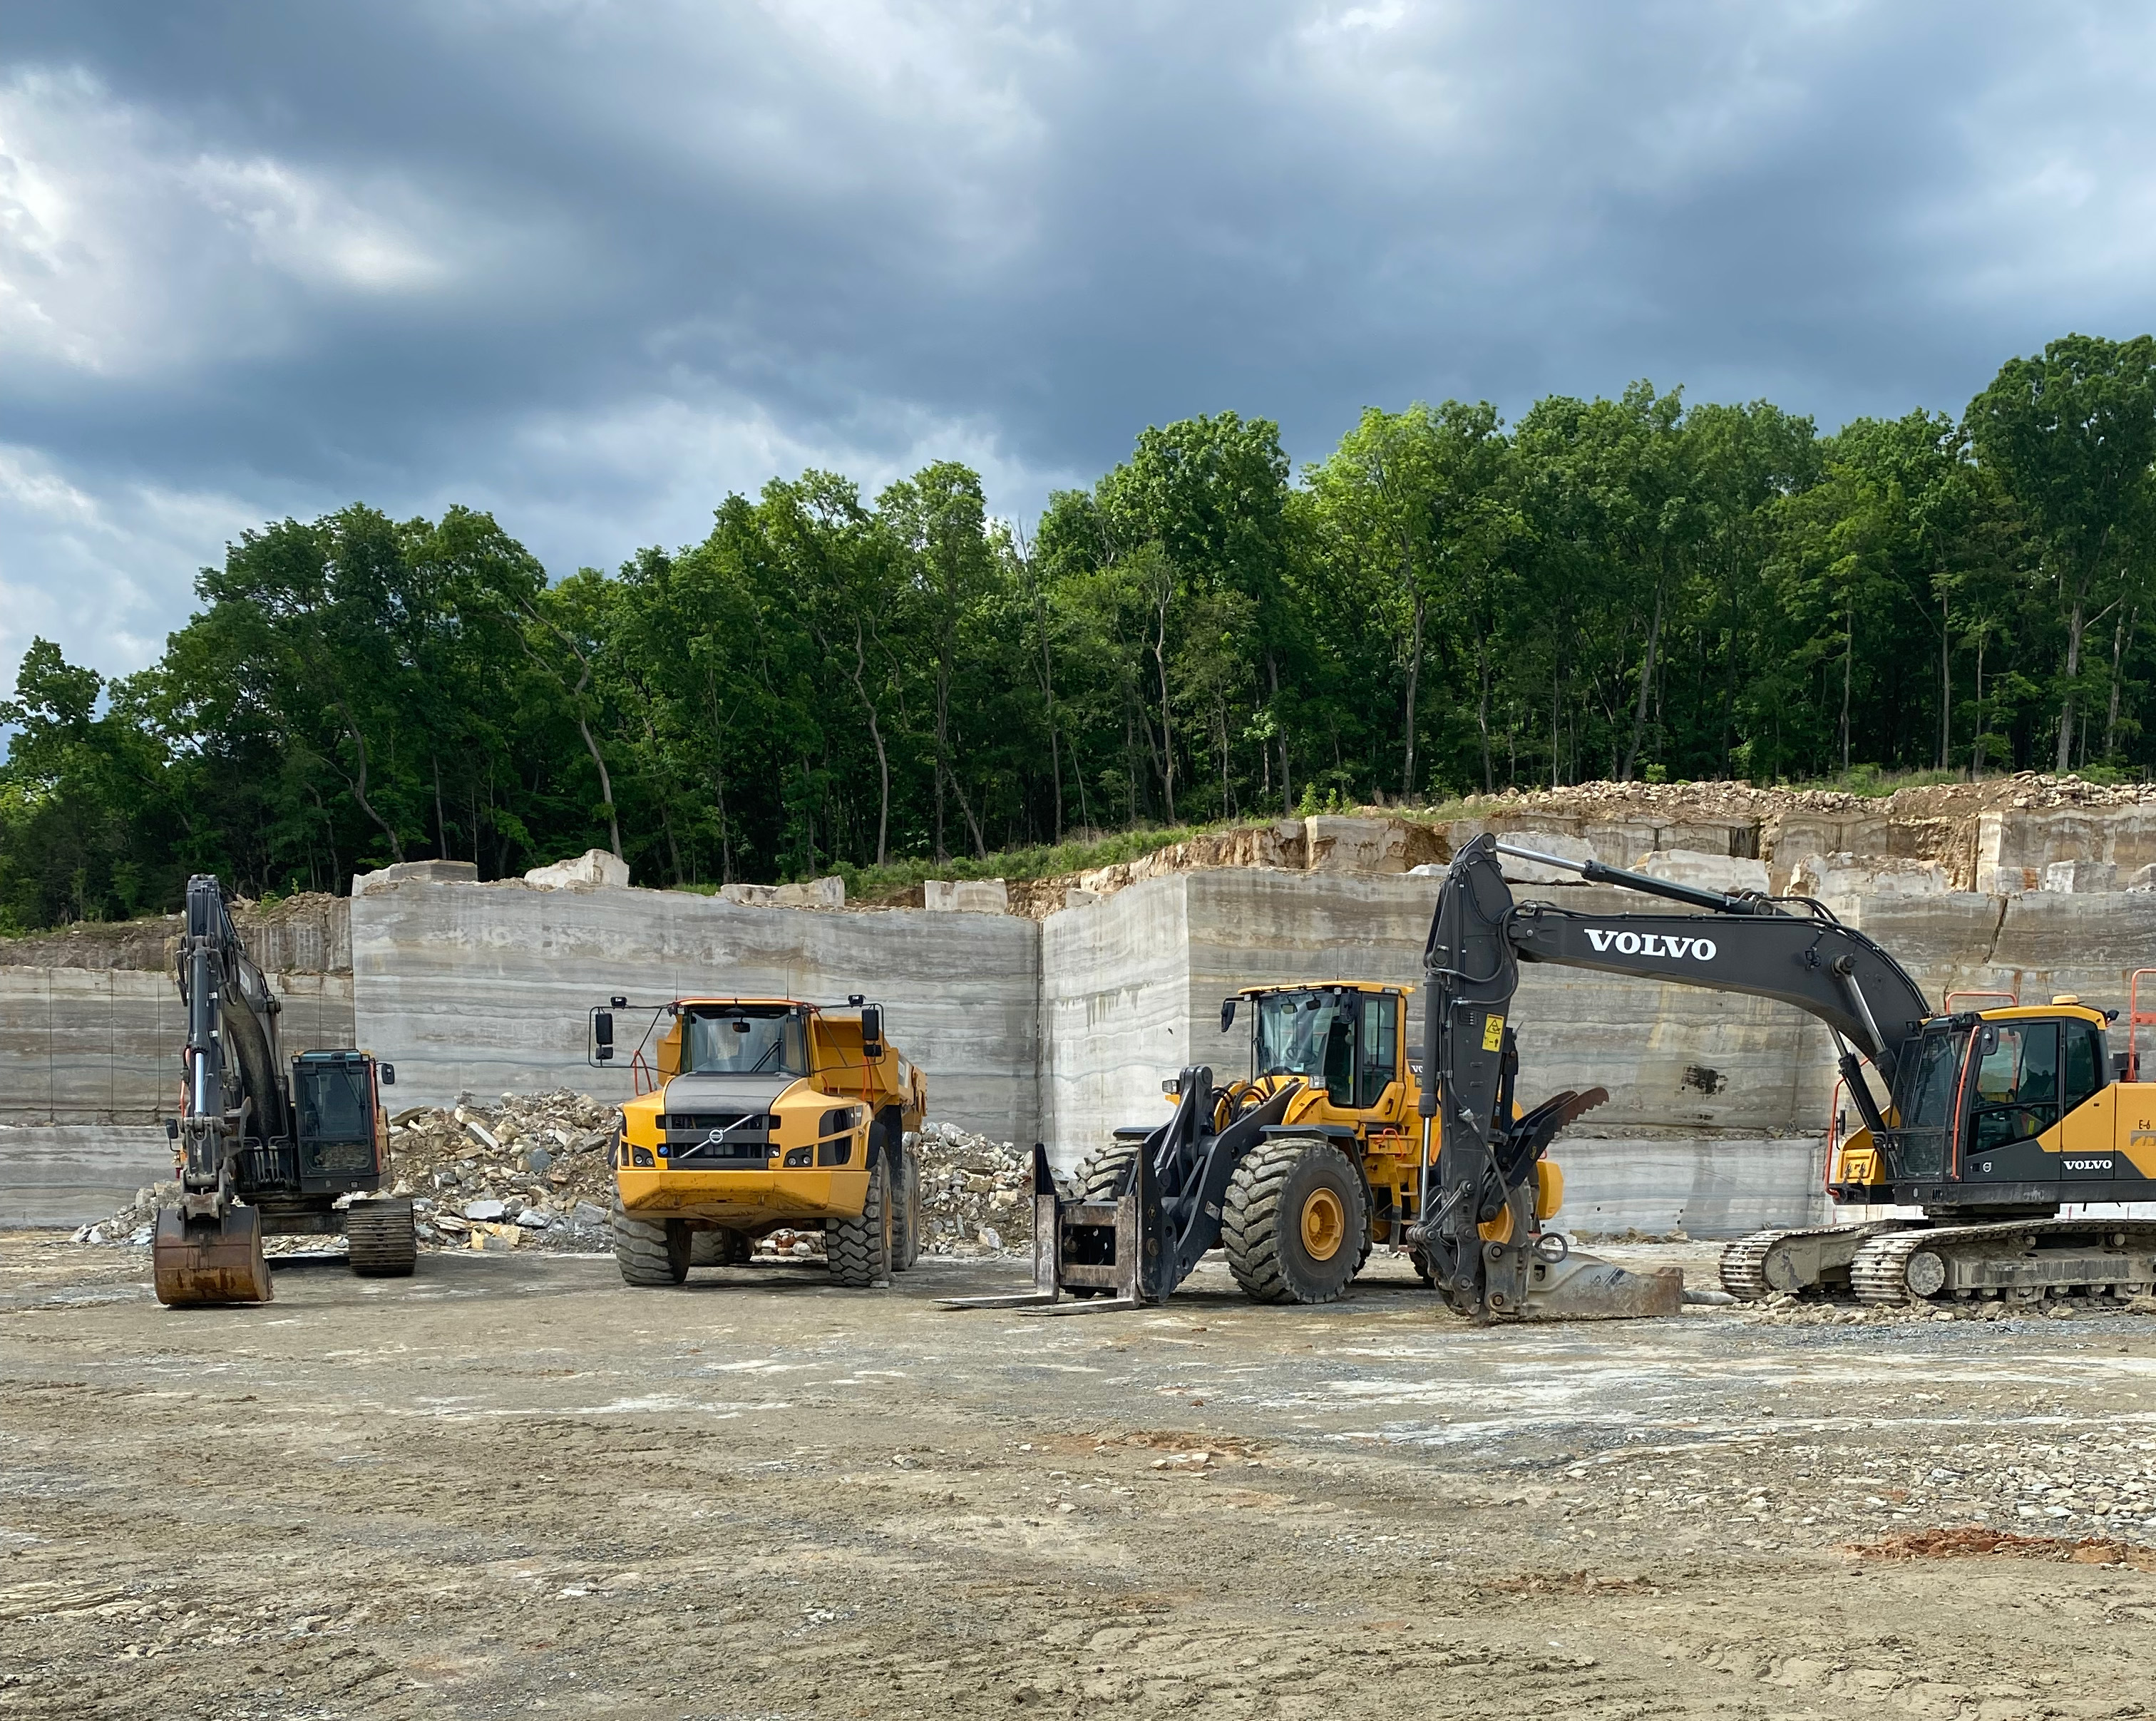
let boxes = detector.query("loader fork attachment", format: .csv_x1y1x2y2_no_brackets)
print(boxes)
943,1072,1300,1315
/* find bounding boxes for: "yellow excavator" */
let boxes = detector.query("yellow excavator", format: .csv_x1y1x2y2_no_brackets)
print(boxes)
1416,835,2156,1315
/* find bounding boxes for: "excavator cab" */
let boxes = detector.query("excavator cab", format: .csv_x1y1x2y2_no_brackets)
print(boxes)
1838,1000,2124,1211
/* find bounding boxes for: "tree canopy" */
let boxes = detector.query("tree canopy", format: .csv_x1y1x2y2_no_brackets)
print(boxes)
5,333,2154,932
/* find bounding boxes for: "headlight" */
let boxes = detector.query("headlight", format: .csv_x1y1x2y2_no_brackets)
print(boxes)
783,1146,813,1168
630,1146,655,1167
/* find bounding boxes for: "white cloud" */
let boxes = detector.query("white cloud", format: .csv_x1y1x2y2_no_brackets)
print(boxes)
0,66,520,383
0,443,266,692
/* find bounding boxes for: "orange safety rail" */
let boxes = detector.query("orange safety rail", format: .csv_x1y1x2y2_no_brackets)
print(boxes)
630,1048,657,1096
1945,989,2018,1014
2130,970,2156,1082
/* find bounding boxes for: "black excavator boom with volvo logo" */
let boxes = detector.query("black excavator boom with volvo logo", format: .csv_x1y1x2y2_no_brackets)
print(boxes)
1416,833,2156,1315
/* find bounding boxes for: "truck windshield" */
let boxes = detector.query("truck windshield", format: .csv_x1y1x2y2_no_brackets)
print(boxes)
686,1007,808,1077
1255,990,1357,1098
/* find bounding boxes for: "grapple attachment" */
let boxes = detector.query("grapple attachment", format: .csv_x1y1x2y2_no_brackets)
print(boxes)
152,1204,274,1308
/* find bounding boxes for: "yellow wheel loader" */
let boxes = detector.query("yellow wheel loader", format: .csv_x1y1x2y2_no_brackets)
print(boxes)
1060,982,1567,1305
595,995,927,1288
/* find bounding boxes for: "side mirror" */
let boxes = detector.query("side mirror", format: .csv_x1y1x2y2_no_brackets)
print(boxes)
165,1116,179,1141
1219,997,1238,1034
595,1010,615,1062
379,1062,396,1086
861,1004,884,1059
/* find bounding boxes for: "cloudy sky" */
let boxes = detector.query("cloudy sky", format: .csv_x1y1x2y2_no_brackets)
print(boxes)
4,1,2152,692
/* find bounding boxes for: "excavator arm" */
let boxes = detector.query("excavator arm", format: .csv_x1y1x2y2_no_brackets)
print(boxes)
158,875,287,1304
1416,834,1933,1317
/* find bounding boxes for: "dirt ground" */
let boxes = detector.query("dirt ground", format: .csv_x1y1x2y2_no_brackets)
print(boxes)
6,1235,2156,1720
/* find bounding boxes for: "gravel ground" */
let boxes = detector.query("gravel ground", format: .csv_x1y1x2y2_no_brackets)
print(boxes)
6,1235,2156,1719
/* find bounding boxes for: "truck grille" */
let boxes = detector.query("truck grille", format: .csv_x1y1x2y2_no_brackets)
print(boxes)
665,1137,773,1165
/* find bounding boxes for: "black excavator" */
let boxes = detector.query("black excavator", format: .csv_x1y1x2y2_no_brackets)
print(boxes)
1417,833,2156,1315
153,874,414,1307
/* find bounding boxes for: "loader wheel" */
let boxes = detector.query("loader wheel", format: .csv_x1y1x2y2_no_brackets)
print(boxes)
1062,1143,1139,1298
1223,1138,1366,1305
613,1196,689,1286
827,1155,893,1288
346,1198,417,1278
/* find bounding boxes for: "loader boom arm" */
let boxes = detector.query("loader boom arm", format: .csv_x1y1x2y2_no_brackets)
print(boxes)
1415,835,1933,1315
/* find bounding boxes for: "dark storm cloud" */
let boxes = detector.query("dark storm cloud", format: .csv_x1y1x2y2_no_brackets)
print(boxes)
3,1,2152,686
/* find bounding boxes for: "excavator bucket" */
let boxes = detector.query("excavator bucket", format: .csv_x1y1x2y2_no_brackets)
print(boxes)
152,1205,274,1308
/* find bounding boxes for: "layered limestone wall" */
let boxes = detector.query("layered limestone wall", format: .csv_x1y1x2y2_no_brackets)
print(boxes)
0,896,356,1224
348,876,1042,1149
14,791,2156,1233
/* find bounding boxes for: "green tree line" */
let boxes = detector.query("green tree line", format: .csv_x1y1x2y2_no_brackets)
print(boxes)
4,332,2153,932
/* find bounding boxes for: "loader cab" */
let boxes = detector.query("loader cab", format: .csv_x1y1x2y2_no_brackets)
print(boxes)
1230,984,1405,1114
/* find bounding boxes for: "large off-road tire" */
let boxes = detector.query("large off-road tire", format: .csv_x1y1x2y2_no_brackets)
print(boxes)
614,1195,690,1285
1222,1138,1367,1305
1074,1141,1139,1200
345,1198,417,1278
689,1228,750,1267
892,1141,923,1271
827,1156,893,1288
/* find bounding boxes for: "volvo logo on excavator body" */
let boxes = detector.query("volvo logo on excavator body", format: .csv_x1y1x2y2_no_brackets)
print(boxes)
1583,928,1718,960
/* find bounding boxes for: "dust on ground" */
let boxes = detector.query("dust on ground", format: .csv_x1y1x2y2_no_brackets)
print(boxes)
9,1236,2156,1718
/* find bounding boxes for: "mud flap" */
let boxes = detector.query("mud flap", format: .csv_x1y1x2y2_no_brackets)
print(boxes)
152,1204,274,1308
1519,1250,1683,1320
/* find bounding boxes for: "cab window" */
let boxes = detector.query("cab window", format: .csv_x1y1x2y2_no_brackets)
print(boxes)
685,1007,808,1077
1970,1022,2060,1156
1357,994,1398,1108
2064,1021,2107,1110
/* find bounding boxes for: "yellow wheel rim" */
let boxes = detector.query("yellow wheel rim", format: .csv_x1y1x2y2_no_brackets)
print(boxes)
1300,1188,1347,1262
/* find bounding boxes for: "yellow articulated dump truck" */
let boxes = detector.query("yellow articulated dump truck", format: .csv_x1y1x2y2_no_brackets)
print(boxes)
594,996,927,1288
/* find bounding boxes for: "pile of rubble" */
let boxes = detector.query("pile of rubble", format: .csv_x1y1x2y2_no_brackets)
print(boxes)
915,1121,1034,1253
386,1091,618,1250
74,1096,1035,1260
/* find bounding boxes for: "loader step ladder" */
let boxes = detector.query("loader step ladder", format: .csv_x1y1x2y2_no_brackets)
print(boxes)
938,1144,1154,1315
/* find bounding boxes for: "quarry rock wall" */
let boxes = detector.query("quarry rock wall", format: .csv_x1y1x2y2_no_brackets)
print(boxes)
12,783,2156,1231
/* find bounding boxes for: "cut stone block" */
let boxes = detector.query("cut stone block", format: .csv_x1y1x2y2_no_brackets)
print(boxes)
1630,851,1770,894
925,878,1010,914
353,860,479,895
773,875,846,909
523,849,630,890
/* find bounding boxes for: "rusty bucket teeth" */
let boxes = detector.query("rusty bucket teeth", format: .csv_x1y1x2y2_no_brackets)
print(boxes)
152,1204,274,1308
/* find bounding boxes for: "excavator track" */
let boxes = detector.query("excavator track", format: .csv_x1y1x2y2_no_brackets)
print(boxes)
1852,1218,2156,1306
1718,1221,1907,1301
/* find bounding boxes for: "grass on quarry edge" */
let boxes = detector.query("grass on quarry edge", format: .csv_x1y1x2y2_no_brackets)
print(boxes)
674,821,1238,900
